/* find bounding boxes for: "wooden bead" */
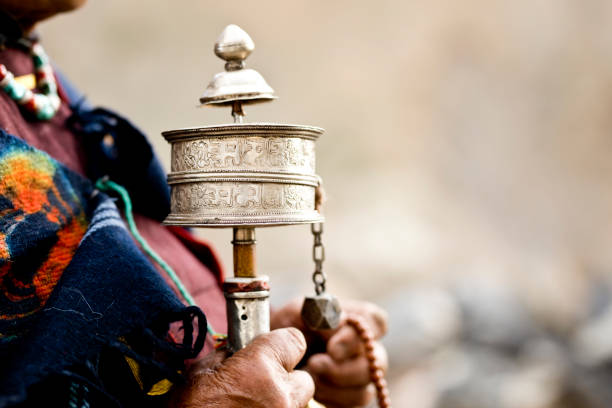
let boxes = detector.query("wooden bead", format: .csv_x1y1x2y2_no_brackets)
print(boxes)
372,368,384,382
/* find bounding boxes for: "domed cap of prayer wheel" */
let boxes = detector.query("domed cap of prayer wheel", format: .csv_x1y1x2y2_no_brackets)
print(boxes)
200,24,276,106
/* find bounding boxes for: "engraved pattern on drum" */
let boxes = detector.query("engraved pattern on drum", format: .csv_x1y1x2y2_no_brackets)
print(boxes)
171,137,316,174
170,182,314,214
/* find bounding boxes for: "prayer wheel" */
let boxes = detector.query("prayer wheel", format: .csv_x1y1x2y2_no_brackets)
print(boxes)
162,24,324,352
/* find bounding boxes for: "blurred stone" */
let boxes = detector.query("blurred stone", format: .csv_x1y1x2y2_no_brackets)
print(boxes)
516,257,590,334
568,366,612,408
389,368,437,408
572,300,612,367
453,277,541,350
437,342,567,408
498,363,564,408
382,286,461,367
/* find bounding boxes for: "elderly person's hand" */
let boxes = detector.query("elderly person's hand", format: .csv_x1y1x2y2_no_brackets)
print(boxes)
272,299,389,407
170,328,314,408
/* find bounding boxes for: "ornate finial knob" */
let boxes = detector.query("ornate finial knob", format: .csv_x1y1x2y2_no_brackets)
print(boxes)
200,24,276,108
214,24,254,70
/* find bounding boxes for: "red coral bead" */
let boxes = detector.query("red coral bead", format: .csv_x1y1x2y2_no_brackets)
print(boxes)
23,97,36,111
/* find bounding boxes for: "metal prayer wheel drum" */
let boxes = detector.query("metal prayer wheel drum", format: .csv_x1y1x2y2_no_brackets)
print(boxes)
163,123,324,226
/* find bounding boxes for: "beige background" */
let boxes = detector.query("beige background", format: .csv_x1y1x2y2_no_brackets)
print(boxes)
38,1,612,406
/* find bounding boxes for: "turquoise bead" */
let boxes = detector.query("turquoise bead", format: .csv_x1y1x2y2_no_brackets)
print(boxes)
32,54,47,68
40,82,51,94
2,82,15,97
44,82,57,95
36,103,55,120
5,82,25,100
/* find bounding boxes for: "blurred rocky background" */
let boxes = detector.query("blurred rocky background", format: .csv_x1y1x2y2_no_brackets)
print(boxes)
39,1,612,407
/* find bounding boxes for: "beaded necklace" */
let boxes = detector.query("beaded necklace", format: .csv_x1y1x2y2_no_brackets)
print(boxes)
0,42,60,120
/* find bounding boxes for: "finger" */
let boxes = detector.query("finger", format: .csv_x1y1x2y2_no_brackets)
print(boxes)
326,302,389,360
308,353,368,386
327,325,364,361
287,369,315,407
247,327,307,372
342,300,388,339
314,380,375,408
308,342,388,387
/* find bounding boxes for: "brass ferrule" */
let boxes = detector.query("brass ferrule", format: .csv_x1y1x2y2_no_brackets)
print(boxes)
232,227,257,277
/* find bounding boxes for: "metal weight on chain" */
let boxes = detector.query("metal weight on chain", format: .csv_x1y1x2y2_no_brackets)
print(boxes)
301,185,342,331
301,293,341,331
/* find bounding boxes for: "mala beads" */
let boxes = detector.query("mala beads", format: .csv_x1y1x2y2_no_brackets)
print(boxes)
0,42,60,120
346,315,392,408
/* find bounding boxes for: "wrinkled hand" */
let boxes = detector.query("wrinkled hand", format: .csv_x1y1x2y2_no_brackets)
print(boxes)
272,299,389,407
170,328,314,408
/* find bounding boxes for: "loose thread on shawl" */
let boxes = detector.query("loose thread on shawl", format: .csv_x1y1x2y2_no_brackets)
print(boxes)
94,177,227,347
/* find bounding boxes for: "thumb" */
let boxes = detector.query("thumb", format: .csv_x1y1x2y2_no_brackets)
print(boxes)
245,328,308,372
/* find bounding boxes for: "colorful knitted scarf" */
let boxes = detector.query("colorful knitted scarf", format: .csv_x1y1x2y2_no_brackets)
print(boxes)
0,130,206,407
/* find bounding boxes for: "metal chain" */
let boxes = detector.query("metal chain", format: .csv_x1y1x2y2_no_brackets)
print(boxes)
309,182,391,407
311,222,326,295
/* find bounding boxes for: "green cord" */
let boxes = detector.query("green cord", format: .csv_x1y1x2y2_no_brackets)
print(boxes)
95,178,223,338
